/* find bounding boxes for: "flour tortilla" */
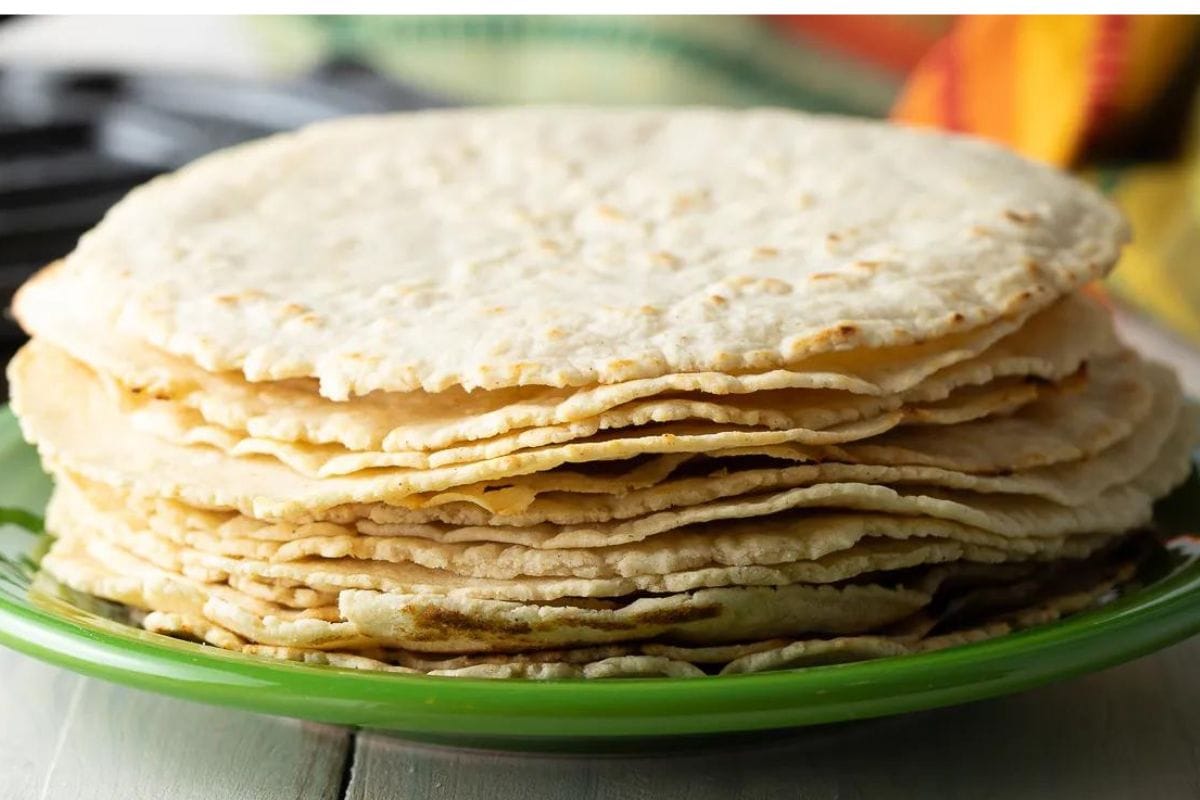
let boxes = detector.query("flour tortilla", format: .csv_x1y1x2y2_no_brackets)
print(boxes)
19,109,1126,397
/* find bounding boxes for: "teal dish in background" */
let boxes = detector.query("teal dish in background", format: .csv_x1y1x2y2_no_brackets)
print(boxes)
2,407,1200,744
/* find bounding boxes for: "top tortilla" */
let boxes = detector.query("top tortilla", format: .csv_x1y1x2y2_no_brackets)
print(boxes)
22,108,1126,398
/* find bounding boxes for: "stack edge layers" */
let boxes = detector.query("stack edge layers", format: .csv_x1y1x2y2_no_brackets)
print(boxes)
8,109,1192,678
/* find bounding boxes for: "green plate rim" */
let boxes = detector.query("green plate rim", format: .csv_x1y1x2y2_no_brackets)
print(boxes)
3,406,1200,739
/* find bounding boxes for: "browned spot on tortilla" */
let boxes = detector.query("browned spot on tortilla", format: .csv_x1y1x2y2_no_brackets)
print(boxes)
651,251,682,269
410,607,533,637
838,324,858,336
570,619,640,631
672,191,709,213
1004,209,1040,224
634,603,723,626
752,246,779,259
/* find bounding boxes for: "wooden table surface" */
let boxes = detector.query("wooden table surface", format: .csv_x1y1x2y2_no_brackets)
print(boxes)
5,633,1200,800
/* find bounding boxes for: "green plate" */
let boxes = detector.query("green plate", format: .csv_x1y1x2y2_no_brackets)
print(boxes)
3,406,1200,746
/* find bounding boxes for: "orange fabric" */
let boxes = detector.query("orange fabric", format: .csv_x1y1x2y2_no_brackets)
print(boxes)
767,16,945,74
959,17,1019,143
892,15,1196,167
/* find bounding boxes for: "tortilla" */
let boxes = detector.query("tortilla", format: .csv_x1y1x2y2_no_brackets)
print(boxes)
9,344,1167,522
18,109,1125,397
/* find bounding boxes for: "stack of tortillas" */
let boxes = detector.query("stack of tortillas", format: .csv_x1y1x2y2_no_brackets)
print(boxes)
7,109,1194,678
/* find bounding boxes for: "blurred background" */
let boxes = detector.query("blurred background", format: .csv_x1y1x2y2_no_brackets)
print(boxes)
2,14,1200,396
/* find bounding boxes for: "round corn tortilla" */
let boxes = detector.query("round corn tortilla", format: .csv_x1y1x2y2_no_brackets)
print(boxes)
323,366,1185,527
137,291,1114,455
50,472,1120,585
10,106,1176,679
120,367,1048,478
330,553,1126,653
42,475,1134,602
41,530,935,652
8,345,1166,522
16,263,1114,454
22,109,1125,397
160,558,1130,677
729,350,1159,474
41,527,1132,674
41,535,370,650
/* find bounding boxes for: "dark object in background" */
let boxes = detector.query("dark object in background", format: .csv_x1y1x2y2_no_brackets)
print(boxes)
0,60,446,398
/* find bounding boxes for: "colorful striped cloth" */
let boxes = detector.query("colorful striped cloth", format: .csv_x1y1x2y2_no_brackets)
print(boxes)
893,16,1196,166
259,14,1200,343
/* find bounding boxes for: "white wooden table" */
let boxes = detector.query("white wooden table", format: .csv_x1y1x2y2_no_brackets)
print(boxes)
5,636,1200,799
